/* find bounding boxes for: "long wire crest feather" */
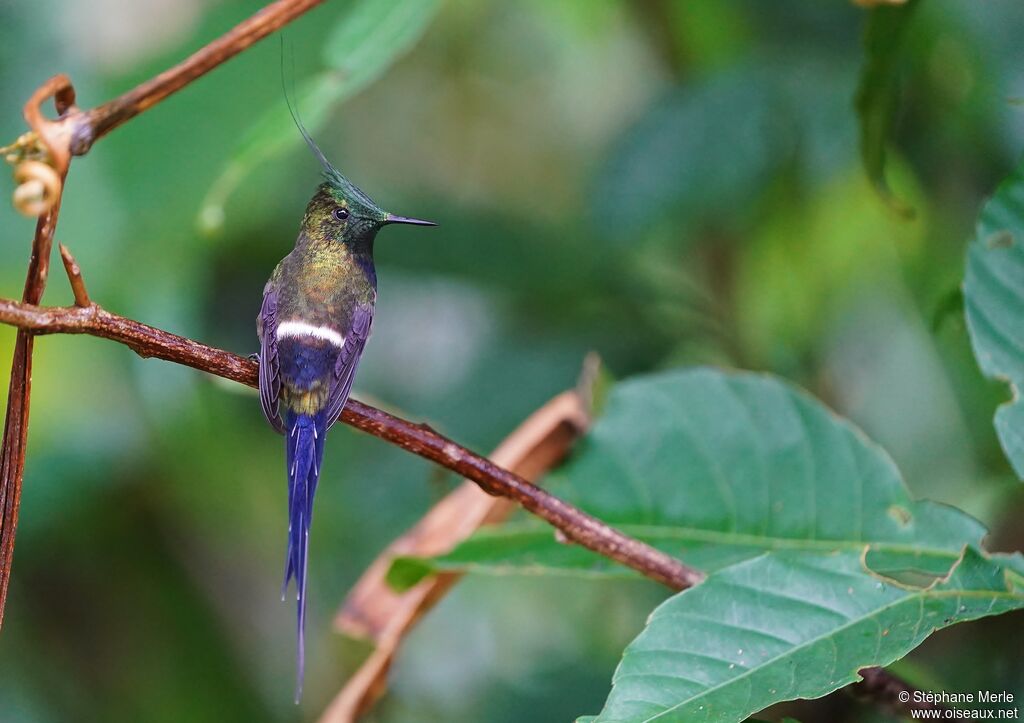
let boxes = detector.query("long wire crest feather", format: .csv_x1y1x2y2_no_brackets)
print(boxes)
279,37,376,208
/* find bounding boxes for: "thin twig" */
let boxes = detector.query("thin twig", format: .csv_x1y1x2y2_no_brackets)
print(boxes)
0,165,65,629
0,70,72,625
0,296,702,591
70,0,328,155
9,0,327,212
58,244,90,307
21,75,76,173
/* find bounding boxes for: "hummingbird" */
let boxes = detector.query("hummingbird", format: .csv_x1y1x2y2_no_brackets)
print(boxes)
257,109,435,699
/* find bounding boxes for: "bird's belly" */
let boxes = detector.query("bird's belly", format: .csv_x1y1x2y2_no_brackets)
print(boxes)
278,337,341,415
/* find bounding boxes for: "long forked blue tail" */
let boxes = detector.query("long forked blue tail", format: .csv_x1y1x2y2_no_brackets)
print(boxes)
283,410,327,702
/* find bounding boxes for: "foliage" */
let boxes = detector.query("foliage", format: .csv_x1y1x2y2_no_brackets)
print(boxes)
855,0,919,216
964,159,1024,479
2,1,1024,722
396,370,1024,720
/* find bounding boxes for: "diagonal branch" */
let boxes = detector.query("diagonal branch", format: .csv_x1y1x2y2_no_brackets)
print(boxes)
0,296,703,591
8,0,329,216
70,0,328,155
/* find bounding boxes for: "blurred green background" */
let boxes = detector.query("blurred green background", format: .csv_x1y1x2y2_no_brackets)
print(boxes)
1,1,1023,721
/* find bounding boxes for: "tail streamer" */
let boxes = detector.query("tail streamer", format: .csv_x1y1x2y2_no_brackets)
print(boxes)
283,409,327,702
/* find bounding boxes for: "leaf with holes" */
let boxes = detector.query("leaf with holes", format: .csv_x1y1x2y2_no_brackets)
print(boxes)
964,158,1024,479
390,370,1023,721
582,547,1024,722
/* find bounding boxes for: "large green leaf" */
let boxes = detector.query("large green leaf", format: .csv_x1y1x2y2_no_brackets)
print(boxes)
584,547,1024,722
198,0,440,233
964,158,1024,478
854,0,919,216
392,369,1023,720
392,369,986,585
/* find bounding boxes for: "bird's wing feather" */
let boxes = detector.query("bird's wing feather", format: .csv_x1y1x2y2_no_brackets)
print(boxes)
323,304,373,429
258,287,286,434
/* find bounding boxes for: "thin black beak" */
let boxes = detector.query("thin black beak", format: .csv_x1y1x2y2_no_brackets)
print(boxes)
384,213,437,227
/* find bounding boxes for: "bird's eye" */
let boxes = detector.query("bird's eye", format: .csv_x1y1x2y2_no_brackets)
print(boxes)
333,207,350,221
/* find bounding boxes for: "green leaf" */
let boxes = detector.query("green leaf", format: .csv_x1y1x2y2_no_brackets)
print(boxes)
964,157,1024,479
397,369,986,585
389,525,639,592
588,547,1024,722
854,0,919,217
386,555,437,591
397,370,1021,721
198,0,440,233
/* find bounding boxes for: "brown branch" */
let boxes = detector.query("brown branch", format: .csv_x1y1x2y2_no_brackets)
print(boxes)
0,73,72,625
70,0,328,155
22,75,76,173
58,245,90,307
0,297,702,591
7,0,326,215
0,334,34,629
0,196,63,625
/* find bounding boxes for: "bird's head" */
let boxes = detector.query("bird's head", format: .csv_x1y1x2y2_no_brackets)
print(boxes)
288,97,434,250
301,166,435,250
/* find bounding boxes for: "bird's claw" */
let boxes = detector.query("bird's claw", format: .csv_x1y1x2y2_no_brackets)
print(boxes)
248,352,261,364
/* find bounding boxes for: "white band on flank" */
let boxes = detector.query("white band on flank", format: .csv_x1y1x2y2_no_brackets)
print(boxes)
276,320,346,347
